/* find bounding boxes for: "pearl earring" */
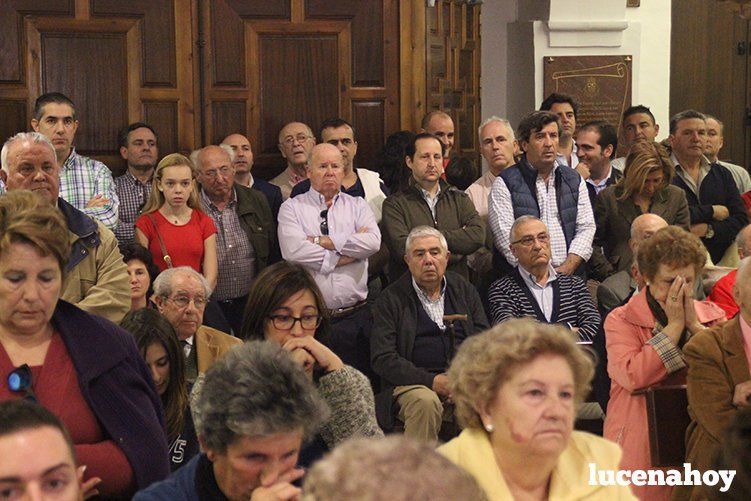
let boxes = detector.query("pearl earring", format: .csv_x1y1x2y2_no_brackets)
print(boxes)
484,423,494,433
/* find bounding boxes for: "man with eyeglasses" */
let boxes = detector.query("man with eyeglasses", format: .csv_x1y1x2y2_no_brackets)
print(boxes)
114,122,158,245
278,143,381,378
271,121,316,200
487,216,600,342
193,145,278,334
152,267,241,382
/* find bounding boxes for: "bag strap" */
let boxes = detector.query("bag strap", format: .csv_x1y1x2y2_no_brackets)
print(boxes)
146,214,173,268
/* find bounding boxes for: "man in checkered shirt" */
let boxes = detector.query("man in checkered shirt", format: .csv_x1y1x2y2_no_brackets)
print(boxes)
31,92,119,230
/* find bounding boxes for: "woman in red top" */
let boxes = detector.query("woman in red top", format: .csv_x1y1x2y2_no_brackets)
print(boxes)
135,153,217,290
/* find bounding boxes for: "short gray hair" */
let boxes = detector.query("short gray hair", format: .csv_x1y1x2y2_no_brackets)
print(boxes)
196,341,329,453
190,144,234,171
1,132,56,173
405,225,448,255
302,436,487,501
510,215,544,243
478,116,514,141
153,266,212,299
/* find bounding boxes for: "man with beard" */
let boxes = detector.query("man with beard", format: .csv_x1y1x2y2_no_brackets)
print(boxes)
114,122,159,245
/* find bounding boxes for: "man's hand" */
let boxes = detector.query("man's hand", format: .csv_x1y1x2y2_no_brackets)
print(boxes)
690,223,708,238
85,194,109,209
712,205,730,221
733,380,751,407
554,254,584,276
575,163,591,180
307,235,336,250
250,467,305,501
77,466,102,500
432,373,451,398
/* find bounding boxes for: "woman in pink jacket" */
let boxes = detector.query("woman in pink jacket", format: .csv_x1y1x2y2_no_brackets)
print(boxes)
604,226,725,500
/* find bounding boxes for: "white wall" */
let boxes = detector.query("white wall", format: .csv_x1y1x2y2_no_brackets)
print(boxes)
481,0,671,140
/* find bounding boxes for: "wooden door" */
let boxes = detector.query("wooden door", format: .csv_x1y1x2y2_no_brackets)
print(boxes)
200,0,401,180
671,0,749,168
0,0,196,176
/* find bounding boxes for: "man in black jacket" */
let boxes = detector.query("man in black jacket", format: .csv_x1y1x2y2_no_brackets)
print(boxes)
669,109,748,264
370,226,488,440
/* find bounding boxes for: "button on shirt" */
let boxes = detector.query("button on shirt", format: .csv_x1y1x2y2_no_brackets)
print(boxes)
412,277,447,329
201,189,256,301
114,171,152,244
419,184,441,220
518,264,558,321
586,167,613,196
671,153,711,197
278,188,381,309
59,149,119,230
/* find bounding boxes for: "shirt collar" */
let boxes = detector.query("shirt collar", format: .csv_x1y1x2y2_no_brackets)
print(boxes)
518,262,558,288
246,173,255,188
285,166,307,185
308,186,341,207
587,166,612,188
671,152,711,172
126,170,153,186
61,147,77,171
419,183,441,199
412,276,447,302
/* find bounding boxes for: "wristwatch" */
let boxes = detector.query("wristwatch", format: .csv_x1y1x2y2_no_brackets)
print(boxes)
314,236,321,245
705,224,715,239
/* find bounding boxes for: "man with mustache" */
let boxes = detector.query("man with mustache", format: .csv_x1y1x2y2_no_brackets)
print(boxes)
1,131,129,322
114,122,159,245
370,226,488,441
669,109,748,264
488,110,595,277
487,216,600,343
382,133,485,281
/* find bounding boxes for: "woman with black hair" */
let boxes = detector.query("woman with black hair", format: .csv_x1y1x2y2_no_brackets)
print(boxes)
121,243,160,312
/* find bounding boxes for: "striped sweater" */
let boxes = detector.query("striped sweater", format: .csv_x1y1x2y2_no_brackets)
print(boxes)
488,268,601,342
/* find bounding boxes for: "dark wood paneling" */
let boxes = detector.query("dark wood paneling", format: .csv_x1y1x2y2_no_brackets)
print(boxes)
224,0,291,19
0,0,73,83
258,35,339,155
210,0,246,86
0,100,28,144
305,0,384,87
211,101,246,145
352,100,385,171
91,0,177,87
671,0,748,166
143,100,178,156
41,33,127,154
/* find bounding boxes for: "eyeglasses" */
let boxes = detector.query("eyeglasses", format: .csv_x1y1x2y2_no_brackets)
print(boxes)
7,364,37,403
511,233,550,247
202,166,234,179
320,209,329,236
168,295,207,309
268,314,322,331
281,134,312,146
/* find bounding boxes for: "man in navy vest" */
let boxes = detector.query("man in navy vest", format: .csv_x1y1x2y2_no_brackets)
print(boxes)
488,110,595,277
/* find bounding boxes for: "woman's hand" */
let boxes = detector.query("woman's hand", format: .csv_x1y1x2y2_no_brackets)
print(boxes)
733,381,751,407
287,347,316,376
282,336,344,374
682,277,704,335
662,276,686,345
249,467,304,501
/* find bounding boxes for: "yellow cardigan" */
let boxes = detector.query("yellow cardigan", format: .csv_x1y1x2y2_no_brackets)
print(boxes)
438,428,636,500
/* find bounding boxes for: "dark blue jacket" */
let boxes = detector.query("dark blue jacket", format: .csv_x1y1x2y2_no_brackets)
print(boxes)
53,300,170,492
252,177,283,221
499,157,581,249
134,454,202,501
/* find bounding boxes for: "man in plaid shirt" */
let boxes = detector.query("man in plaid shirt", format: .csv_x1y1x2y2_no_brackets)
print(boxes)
31,92,119,230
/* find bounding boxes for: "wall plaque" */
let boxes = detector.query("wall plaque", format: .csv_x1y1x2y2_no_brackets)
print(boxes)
543,55,632,139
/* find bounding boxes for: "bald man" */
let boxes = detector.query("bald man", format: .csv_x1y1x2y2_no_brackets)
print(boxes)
710,224,751,318
421,111,478,188
221,133,283,220
271,121,316,199
278,143,381,376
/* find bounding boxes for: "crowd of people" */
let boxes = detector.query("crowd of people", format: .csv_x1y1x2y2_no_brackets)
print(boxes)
2,89,751,499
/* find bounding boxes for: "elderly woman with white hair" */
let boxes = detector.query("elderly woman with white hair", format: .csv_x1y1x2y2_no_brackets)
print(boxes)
135,341,329,500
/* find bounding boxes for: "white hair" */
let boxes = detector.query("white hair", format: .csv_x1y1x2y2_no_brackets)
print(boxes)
153,266,212,299
190,144,235,171
405,225,448,255
1,132,56,173
509,215,544,242
478,116,515,141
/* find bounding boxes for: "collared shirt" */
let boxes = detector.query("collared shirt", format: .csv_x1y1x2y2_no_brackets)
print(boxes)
200,188,256,301
718,160,751,194
671,153,711,197
59,148,119,229
181,335,194,358
419,183,442,220
739,315,751,374
114,171,152,244
586,166,613,195
488,159,596,267
611,156,626,172
556,142,579,169
278,188,381,309
518,263,558,321
243,174,254,188
412,277,447,329
465,170,496,218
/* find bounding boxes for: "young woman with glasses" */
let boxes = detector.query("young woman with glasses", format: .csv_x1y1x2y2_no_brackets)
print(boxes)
239,261,382,465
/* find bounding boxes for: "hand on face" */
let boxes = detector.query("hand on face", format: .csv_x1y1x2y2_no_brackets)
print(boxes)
249,467,304,501
663,275,687,331
282,336,343,374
